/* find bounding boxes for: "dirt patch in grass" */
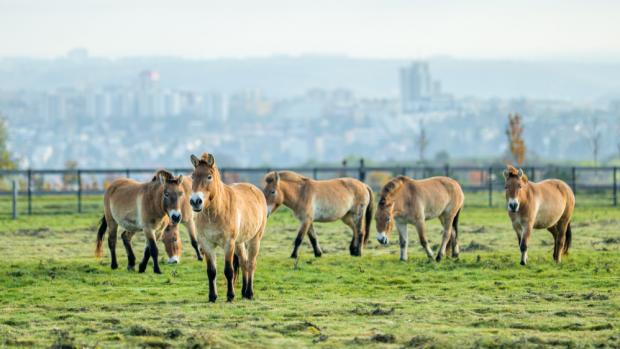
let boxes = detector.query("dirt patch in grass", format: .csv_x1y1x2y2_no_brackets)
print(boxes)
461,240,493,252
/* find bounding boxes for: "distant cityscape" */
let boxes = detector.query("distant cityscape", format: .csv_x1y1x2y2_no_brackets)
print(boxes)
1,51,619,168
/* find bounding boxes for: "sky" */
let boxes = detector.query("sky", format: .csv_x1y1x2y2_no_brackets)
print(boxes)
0,0,619,60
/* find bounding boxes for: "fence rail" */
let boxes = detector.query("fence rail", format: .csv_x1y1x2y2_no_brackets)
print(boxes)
1,163,619,216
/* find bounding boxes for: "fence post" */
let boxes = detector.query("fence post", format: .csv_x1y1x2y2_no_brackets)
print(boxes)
12,180,18,219
488,167,493,207
613,167,617,207
444,164,450,177
401,167,407,176
571,167,577,195
77,170,82,213
358,158,366,182
27,169,32,215
126,169,131,178
312,168,318,180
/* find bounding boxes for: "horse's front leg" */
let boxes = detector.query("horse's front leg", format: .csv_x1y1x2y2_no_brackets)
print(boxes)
141,229,161,274
307,224,323,257
185,220,202,261
291,219,311,259
224,238,236,302
199,239,218,302
520,224,533,266
396,222,408,261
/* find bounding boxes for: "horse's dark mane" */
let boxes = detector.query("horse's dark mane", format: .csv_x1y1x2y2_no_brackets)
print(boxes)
379,176,407,204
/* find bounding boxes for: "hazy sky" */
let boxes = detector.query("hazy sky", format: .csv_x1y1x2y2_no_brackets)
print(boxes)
1,0,619,59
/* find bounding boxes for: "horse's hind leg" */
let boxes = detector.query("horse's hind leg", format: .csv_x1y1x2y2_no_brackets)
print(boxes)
436,214,454,262
342,214,360,256
107,220,119,270
553,219,570,263
121,231,136,271
307,224,323,257
235,243,249,296
245,234,263,300
396,222,408,261
414,221,434,260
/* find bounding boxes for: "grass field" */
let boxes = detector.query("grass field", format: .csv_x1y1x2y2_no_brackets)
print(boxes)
1,198,619,348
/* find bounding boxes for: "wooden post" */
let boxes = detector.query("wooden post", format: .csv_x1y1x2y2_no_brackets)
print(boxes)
613,167,617,207
358,158,366,182
571,167,577,195
27,169,32,215
313,168,318,180
12,180,18,219
77,170,82,213
488,167,493,207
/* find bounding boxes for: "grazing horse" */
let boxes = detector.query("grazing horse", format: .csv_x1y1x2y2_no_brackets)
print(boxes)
503,166,575,265
375,176,464,262
189,153,268,302
120,175,202,265
262,171,373,258
95,170,186,274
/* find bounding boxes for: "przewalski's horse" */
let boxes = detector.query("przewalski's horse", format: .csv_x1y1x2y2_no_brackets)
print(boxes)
119,175,202,265
95,170,186,274
189,153,268,302
375,175,464,262
503,166,575,265
262,171,374,258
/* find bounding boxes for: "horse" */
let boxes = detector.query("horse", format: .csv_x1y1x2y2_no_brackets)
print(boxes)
119,174,202,265
262,171,373,259
95,170,186,274
189,153,268,302
503,165,575,265
375,175,464,262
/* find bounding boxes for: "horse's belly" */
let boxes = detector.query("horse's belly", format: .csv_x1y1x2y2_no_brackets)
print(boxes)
313,204,347,222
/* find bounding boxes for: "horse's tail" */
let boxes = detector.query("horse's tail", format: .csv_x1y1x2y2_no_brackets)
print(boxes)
563,222,572,255
95,215,107,258
363,185,374,245
233,253,240,284
452,208,461,243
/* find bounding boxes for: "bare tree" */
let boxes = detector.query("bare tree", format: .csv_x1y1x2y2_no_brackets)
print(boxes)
584,117,602,166
506,113,526,166
415,121,429,163
0,116,16,169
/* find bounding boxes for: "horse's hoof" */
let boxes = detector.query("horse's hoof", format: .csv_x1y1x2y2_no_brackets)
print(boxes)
520,260,526,266
154,269,162,274
314,250,323,258
111,263,118,270
243,292,254,300
138,264,147,273
127,265,135,272
196,255,203,261
290,253,298,259
227,294,235,302
435,255,442,262
208,294,217,303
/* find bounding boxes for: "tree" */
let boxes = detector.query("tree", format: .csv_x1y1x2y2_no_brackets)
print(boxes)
62,160,79,189
584,117,602,166
0,116,16,169
506,113,526,166
415,121,429,164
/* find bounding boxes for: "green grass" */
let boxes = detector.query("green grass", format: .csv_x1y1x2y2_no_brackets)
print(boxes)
0,201,619,348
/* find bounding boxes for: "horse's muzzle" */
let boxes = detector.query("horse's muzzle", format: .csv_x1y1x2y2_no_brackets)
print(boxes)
169,212,182,224
376,232,389,245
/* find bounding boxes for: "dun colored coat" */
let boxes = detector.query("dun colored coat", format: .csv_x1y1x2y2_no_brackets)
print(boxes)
189,153,268,302
375,175,464,262
262,171,373,258
95,170,187,274
503,166,575,265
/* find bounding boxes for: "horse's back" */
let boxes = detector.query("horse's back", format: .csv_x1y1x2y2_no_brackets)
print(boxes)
408,177,464,219
230,182,268,220
535,179,575,213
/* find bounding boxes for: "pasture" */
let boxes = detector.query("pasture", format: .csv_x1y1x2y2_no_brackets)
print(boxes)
1,195,619,348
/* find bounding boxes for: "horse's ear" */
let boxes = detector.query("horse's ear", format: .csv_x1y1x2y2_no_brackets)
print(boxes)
190,154,200,168
517,168,523,178
274,171,280,183
206,153,215,167
177,174,184,185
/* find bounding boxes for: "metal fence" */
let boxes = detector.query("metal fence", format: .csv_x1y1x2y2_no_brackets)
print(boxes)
1,162,618,216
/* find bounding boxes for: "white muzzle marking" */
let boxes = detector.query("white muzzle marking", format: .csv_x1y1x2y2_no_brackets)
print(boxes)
167,256,180,264
377,232,389,245
190,192,205,211
508,198,520,212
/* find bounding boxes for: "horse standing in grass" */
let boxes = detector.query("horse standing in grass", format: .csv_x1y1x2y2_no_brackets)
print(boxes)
375,175,464,262
262,171,374,258
503,166,575,265
189,153,268,302
119,175,202,265
96,170,186,274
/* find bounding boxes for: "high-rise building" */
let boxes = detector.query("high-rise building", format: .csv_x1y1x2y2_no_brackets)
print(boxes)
399,62,432,113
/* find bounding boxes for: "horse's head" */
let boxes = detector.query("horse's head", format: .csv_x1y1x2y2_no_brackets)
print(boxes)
156,170,185,225
375,196,395,245
262,171,282,215
189,153,218,212
162,224,182,264
503,165,528,213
